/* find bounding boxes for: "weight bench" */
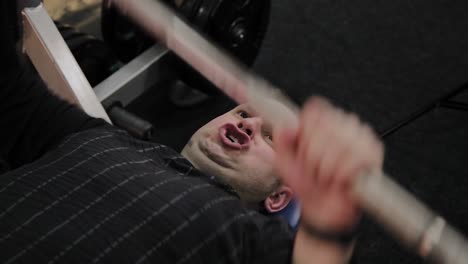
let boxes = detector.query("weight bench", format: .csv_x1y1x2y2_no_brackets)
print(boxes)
21,2,176,139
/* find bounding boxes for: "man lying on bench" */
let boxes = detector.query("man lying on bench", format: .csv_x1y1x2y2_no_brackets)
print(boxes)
0,3,383,264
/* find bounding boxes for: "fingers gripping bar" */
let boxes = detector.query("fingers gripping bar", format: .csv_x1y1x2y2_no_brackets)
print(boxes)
110,0,468,262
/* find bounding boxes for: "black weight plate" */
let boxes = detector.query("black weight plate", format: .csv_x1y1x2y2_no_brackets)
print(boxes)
171,0,270,94
211,0,270,66
56,21,120,86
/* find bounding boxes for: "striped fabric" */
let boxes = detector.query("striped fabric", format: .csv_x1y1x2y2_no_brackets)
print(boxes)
0,127,293,264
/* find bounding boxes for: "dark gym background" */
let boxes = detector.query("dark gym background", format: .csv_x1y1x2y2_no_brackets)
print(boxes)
46,1,468,263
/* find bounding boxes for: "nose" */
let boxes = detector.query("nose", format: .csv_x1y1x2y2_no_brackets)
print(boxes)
237,117,262,139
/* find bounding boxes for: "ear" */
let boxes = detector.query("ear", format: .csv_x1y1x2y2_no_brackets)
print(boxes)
264,186,293,213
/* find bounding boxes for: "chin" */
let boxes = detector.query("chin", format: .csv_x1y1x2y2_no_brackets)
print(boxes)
184,136,233,177
200,136,235,167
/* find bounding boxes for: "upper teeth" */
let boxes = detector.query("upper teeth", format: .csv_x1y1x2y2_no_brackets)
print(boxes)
227,135,238,143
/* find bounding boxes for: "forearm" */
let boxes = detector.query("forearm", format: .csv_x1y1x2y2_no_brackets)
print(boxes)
292,227,354,264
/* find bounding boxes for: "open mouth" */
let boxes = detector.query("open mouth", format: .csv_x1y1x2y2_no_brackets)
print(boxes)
219,123,250,149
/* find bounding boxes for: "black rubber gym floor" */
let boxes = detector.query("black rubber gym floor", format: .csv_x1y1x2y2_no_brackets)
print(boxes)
58,0,468,263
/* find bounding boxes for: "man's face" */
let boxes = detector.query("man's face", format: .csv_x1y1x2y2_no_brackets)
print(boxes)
181,103,279,202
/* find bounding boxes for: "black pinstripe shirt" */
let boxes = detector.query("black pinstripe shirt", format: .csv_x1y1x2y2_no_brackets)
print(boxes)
0,127,293,263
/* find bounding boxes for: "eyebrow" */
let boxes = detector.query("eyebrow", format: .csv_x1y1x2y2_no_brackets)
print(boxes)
241,105,257,115
262,121,273,133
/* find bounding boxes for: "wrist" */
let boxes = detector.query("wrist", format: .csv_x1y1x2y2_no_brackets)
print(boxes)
299,220,361,247
293,227,356,264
